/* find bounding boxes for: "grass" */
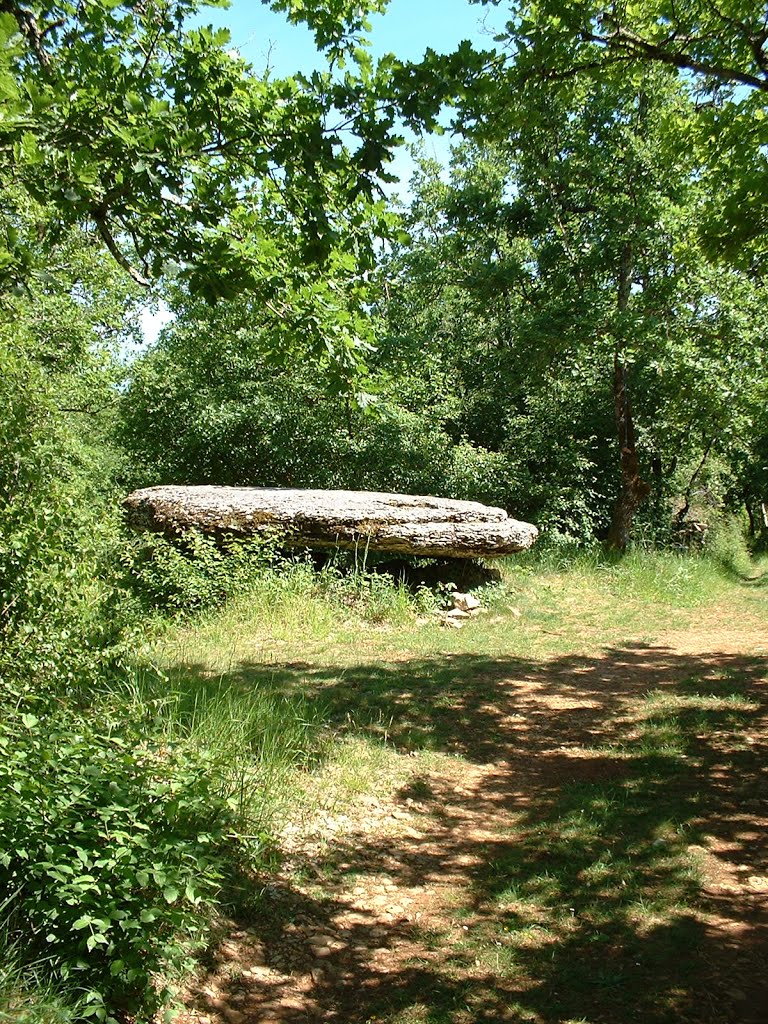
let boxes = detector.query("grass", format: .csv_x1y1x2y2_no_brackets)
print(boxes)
29,540,763,1023
152,543,763,669
137,542,766,825
0,934,80,1024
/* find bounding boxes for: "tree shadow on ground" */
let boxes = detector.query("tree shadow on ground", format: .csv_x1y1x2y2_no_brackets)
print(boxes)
175,643,767,1024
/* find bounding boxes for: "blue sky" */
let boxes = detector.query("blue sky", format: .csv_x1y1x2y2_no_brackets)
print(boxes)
197,0,506,77
192,0,508,195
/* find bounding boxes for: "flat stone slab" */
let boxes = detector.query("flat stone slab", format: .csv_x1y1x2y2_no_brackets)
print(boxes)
123,486,538,559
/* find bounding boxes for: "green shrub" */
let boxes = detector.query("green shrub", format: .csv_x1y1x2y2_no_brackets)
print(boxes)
0,705,242,1023
124,530,278,613
445,441,515,507
703,515,753,578
0,329,134,701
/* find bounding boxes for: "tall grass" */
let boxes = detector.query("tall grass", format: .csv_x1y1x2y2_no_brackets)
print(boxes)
510,523,759,607
0,929,81,1024
116,665,328,841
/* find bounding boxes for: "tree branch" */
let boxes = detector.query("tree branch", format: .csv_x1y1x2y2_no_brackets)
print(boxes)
586,23,768,92
676,436,715,522
0,0,53,69
58,403,114,415
92,209,151,287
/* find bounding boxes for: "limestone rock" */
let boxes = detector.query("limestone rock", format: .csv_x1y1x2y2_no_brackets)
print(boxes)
123,486,538,559
453,592,481,612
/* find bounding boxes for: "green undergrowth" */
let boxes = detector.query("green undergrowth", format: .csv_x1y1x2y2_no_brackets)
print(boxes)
4,538,766,1023
0,930,83,1024
142,540,766,1022
0,694,250,1024
156,538,766,671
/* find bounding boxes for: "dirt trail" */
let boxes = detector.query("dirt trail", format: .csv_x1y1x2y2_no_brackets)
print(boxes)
176,621,768,1024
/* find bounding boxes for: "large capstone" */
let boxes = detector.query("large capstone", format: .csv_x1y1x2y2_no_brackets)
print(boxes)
123,486,538,559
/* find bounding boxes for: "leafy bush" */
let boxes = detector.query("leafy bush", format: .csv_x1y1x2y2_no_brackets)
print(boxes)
0,324,134,701
703,515,753,578
0,704,242,1023
445,441,516,507
125,530,443,624
124,530,278,612
119,325,523,511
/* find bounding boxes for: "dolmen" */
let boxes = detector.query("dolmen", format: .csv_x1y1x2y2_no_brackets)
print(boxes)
123,486,538,559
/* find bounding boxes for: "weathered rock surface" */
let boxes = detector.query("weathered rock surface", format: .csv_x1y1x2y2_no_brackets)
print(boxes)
123,486,538,559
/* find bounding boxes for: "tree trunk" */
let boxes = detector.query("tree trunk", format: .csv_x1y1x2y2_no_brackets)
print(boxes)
606,242,651,551
651,454,664,529
676,437,714,525
746,500,755,537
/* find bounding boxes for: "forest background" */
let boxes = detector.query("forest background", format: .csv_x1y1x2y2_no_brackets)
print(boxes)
1,1,767,1021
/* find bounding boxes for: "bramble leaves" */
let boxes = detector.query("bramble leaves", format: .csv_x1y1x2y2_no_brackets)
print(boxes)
0,706,241,1022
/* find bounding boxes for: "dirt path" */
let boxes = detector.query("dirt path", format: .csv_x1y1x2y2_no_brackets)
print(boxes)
176,620,768,1024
